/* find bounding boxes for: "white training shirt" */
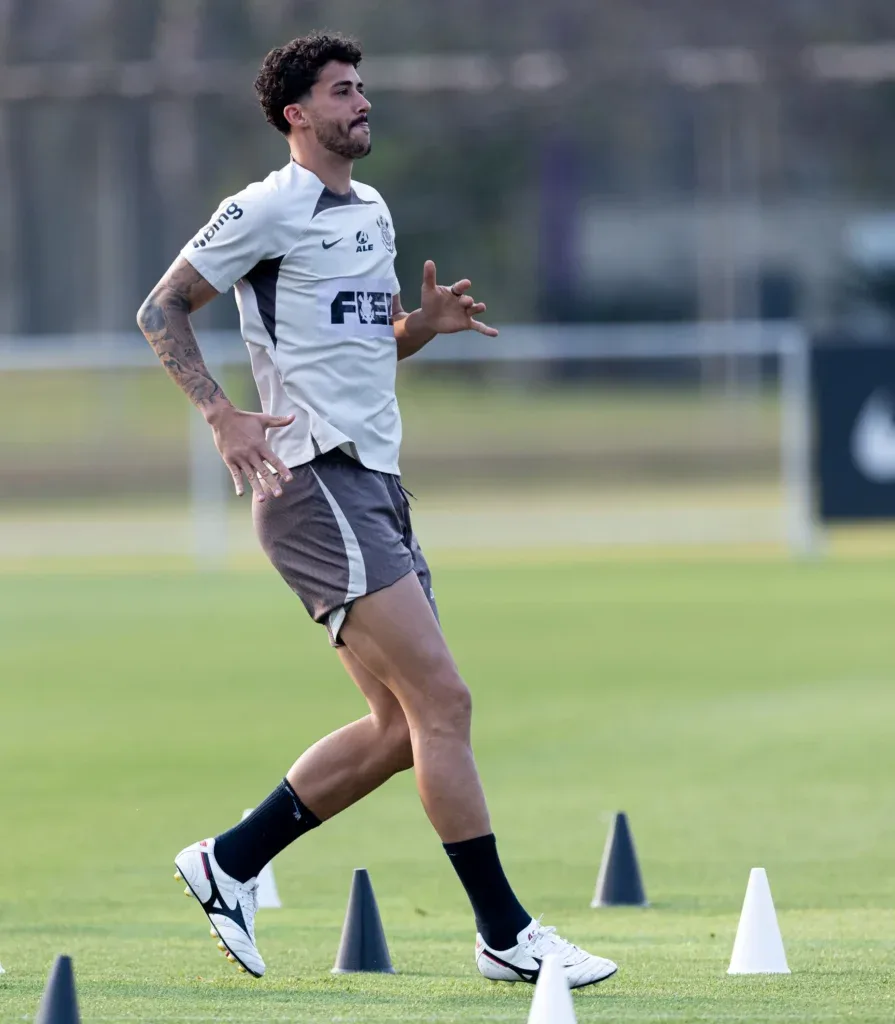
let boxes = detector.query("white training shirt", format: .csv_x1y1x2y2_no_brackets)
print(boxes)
181,160,402,474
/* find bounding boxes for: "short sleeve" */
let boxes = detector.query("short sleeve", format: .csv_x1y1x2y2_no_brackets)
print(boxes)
180,187,278,294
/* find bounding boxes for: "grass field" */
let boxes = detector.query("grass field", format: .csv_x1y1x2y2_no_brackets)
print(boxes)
4,371,779,499
2,552,895,1022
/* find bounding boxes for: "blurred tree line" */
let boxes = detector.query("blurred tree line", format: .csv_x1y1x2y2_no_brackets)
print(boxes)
2,0,895,335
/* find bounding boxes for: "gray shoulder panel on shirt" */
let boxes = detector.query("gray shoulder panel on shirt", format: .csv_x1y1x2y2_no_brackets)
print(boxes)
312,187,378,220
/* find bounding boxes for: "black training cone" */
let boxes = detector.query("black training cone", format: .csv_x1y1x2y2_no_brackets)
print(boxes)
331,868,395,974
35,955,81,1024
591,812,648,907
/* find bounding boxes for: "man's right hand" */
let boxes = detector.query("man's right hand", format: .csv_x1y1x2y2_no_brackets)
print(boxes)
205,402,295,501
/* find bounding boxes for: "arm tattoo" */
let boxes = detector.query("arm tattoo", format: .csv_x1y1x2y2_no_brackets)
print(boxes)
136,261,227,411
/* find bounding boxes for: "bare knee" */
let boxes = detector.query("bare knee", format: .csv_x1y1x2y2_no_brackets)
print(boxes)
408,661,473,739
374,710,414,774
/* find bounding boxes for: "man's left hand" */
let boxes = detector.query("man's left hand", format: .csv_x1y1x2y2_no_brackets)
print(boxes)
418,260,499,337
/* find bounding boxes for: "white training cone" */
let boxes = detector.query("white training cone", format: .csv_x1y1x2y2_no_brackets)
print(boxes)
242,809,282,909
527,954,576,1024
728,867,790,974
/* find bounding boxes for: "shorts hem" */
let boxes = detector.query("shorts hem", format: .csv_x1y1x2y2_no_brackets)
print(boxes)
322,568,415,648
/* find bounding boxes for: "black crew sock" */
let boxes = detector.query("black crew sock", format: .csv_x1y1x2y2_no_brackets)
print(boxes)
213,779,322,883
444,833,531,950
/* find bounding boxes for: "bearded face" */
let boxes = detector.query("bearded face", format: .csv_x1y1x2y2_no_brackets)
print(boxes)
310,109,371,159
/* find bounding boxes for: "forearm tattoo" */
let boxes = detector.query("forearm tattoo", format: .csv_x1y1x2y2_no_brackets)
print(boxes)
136,262,227,410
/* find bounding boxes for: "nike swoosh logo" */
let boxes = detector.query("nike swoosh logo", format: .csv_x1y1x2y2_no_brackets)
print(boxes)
322,238,343,250
851,389,895,483
483,950,542,983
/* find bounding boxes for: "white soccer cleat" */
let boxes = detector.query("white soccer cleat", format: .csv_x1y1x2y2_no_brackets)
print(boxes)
476,918,617,989
174,837,265,978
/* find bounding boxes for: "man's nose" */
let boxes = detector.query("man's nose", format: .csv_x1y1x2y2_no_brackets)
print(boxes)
357,94,371,114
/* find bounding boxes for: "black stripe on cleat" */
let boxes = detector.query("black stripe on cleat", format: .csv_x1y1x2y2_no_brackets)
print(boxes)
174,857,262,978
483,951,542,984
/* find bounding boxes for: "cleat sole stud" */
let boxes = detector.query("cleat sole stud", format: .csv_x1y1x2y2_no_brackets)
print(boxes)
174,871,183,881
210,927,218,938
217,942,226,952
237,966,247,973
183,887,192,897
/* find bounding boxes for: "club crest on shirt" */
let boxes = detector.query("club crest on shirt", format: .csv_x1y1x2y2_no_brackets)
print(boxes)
377,215,395,254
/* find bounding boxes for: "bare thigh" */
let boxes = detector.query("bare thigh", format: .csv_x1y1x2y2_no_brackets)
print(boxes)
340,571,462,720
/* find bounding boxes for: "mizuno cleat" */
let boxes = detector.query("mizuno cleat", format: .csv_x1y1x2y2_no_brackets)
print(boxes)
174,837,265,977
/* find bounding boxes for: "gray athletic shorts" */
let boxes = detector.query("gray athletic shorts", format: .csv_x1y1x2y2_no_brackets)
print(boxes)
253,447,438,647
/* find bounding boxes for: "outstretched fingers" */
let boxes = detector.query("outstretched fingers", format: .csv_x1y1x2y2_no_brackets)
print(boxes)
226,461,245,498
459,296,488,316
450,279,472,297
458,292,492,331
470,318,499,338
251,413,295,498
252,459,283,500
259,446,293,483
224,455,290,502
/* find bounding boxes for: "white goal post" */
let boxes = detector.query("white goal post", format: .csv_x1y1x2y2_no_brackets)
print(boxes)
0,321,816,562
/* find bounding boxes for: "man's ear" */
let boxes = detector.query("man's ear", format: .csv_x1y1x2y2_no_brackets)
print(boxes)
283,103,307,129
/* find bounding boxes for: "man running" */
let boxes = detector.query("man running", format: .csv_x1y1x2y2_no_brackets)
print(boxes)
136,31,617,989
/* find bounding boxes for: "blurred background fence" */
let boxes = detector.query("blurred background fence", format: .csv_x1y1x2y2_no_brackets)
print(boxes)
2,323,813,560
2,0,895,561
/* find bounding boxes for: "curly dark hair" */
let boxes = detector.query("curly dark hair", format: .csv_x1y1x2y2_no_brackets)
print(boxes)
254,32,363,135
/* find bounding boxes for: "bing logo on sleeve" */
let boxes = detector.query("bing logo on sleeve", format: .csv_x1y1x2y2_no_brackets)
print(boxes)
192,201,244,248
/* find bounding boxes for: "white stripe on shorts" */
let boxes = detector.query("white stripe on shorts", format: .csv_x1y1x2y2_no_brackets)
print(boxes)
309,466,368,604
327,605,347,641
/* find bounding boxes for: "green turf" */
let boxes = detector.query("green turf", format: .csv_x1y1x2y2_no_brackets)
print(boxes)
2,554,894,1022
1,370,779,499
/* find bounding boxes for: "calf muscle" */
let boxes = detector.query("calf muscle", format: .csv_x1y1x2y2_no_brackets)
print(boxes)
341,572,492,843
